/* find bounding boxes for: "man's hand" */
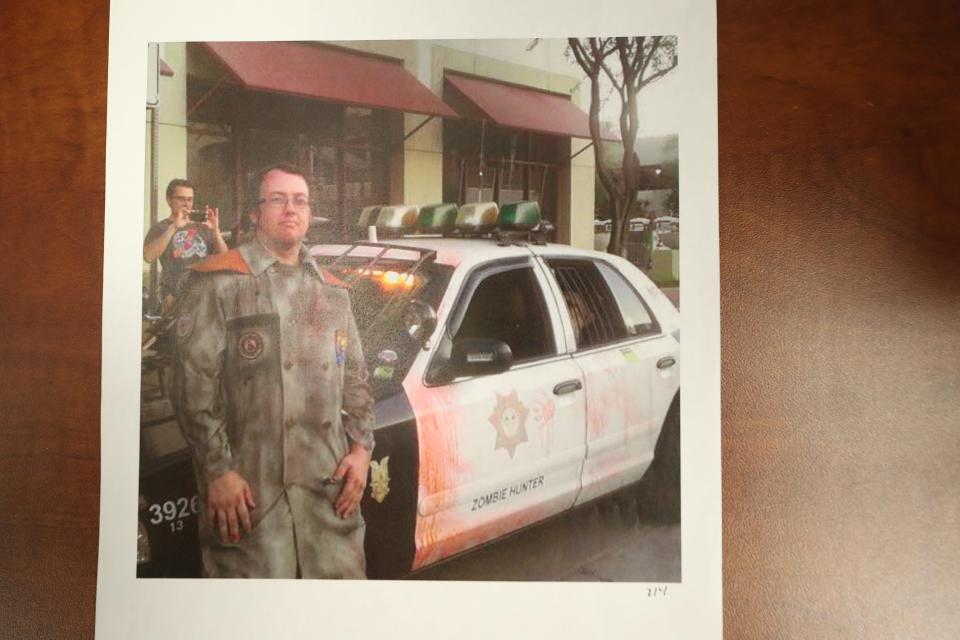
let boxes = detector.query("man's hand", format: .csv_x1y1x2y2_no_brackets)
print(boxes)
206,470,257,543
172,206,190,229
205,205,229,254
204,205,220,232
333,443,372,519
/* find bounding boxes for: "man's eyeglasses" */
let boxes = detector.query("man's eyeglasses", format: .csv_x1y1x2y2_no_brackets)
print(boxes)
259,195,310,211
171,196,194,203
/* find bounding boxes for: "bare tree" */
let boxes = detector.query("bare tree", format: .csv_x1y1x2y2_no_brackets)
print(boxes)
568,37,677,256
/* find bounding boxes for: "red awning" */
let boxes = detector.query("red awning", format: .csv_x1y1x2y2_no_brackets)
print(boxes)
445,72,612,140
202,42,456,118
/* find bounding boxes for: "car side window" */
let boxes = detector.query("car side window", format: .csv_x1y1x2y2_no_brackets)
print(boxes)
595,261,660,338
547,259,628,350
454,266,555,363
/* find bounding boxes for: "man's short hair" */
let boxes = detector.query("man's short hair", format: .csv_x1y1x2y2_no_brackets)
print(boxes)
165,178,195,200
250,163,309,207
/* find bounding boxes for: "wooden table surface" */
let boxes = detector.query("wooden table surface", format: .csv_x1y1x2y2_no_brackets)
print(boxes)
1,1,958,638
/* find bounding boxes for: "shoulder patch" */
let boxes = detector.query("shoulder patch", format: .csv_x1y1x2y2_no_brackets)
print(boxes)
189,249,252,274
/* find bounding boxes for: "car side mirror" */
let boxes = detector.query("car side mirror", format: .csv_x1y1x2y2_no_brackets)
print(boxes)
450,338,513,378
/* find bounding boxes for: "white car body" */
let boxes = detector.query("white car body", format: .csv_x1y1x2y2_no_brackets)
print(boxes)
313,237,681,571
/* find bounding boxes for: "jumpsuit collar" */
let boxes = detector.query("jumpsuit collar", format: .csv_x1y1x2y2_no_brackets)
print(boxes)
240,239,323,279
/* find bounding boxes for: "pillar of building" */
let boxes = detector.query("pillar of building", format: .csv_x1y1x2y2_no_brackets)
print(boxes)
143,42,188,286
566,136,597,250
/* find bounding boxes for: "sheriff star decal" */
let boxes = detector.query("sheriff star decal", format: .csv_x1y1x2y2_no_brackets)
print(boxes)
489,390,530,459
369,456,390,503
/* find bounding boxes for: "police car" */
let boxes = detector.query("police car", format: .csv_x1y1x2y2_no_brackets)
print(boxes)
137,201,680,579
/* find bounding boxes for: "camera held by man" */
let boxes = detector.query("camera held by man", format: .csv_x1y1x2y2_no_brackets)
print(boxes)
188,206,209,224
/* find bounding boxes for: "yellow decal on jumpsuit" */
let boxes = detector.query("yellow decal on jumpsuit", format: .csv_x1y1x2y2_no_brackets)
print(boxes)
369,456,390,503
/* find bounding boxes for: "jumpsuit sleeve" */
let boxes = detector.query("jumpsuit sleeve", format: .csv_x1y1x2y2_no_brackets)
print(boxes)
173,272,234,484
341,298,375,451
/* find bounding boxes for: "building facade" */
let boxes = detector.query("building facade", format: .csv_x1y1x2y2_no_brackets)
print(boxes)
144,39,598,291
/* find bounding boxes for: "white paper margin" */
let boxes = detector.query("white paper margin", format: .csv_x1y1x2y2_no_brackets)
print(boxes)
97,1,721,637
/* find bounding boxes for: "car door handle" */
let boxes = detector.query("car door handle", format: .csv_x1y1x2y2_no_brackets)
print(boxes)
657,356,676,370
553,379,583,395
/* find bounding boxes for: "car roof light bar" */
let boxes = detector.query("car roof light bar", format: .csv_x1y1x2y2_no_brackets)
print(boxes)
417,203,459,233
376,205,420,230
455,201,499,234
357,205,386,228
497,201,541,231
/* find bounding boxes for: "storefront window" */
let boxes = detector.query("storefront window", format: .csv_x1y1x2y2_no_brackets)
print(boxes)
442,119,560,221
187,124,233,222
239,128,340,222
186,46,399,242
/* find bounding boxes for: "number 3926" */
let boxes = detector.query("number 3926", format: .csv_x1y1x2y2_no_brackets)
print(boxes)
147,495,199,532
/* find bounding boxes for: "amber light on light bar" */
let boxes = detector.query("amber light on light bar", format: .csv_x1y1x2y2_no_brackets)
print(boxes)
380,270,417,289
343,267,419,291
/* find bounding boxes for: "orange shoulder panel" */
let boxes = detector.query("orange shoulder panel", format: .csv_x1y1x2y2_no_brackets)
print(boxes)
320,269,349,288
189,249,252,274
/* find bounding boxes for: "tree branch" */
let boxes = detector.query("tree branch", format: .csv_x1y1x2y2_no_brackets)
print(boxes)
568,38,595,75
585,38,622,99
615,37,635,86
639,58,678,89
569,40,619,205
637,35,662,80
587,37,601,60
600,60,625,95
631,37,645,75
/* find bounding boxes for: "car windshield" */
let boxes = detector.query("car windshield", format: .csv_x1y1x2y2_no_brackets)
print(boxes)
313,251,453,401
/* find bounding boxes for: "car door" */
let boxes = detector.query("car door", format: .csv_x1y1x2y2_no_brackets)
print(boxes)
542,257,678,506
407,257,587,571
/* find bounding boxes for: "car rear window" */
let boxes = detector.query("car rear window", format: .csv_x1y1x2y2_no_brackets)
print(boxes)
547,258,659,350
594,261,659,338
548,259,627,349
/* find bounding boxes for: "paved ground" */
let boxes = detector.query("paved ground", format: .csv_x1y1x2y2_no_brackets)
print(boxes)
411,494,681,582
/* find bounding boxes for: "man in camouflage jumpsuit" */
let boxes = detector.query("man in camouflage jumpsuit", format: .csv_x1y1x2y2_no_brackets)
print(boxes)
174,163,375,579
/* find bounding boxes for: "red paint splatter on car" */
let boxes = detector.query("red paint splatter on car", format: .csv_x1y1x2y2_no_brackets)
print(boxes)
533,393,557,454
403,379,464,569
415,505,551,570
435,250,462,267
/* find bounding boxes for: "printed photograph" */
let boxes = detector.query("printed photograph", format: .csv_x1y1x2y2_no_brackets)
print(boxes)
138,37,682,581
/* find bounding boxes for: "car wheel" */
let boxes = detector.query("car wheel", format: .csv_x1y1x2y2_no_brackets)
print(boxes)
636,393,680,523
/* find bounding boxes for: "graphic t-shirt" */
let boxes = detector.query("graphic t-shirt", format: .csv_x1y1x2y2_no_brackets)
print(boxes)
144,219,214,297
